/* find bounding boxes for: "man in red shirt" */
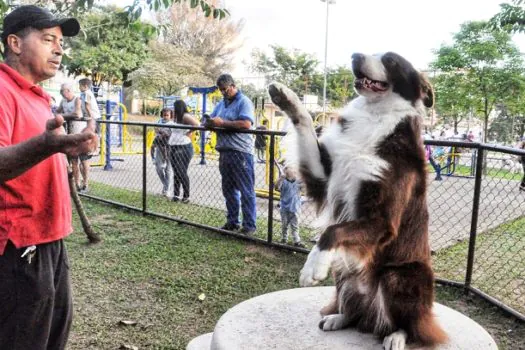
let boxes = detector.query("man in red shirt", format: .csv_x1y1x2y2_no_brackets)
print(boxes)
0,5,98,349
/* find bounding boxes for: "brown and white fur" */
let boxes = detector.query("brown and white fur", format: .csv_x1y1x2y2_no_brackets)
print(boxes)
268,52,447,350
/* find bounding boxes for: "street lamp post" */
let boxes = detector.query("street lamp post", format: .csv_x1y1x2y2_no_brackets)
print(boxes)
321,0,335,118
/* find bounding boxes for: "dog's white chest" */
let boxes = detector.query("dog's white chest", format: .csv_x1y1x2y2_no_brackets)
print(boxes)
319,99,410,224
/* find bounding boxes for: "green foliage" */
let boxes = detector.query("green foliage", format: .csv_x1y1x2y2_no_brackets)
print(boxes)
239,83,267,101
489,105,525,143
250,45,355,108
489,0,525,34
325,66,355,108
251,45,319,95
126,0,229,22
0,0,229,22
430,21,525,141
430,72,475,133
65,7,152,86
0,0,229,60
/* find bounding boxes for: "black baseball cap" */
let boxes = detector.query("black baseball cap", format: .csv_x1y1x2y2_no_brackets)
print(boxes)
1,5,80,42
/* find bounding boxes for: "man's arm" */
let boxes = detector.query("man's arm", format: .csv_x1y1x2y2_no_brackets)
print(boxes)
275,175,285,191
208,118,251,130
208,98,254,130
0,115,98,183
55,99,64,114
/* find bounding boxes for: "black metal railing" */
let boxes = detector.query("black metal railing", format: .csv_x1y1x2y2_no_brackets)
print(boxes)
82,119,525,321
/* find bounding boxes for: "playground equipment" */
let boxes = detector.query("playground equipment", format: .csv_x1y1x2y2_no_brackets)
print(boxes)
433,145,476,178
188,86,219,165
253,96,284,200
158,95,180,110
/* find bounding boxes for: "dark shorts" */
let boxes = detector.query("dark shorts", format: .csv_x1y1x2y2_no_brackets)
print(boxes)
0,240,72,350
71,154,92,162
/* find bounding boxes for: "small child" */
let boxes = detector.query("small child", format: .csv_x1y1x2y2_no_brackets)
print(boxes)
276,166,306,248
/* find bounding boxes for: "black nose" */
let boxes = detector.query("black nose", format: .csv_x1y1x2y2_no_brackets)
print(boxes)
352,53,364,61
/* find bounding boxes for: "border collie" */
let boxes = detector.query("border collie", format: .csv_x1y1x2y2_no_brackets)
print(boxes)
268,52,447,350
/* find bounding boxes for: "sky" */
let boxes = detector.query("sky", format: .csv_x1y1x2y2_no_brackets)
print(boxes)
112,0,525,79
223,0,525,77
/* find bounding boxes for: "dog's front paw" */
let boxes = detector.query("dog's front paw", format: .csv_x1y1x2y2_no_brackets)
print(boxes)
268,82,302,122
299,246,333,287
383,330,407,350
319,314,349,331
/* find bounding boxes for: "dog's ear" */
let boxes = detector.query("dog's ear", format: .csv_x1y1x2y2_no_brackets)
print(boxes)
419,73,434,108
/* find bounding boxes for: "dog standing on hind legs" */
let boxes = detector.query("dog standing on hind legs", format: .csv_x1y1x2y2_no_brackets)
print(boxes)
268,52,448,350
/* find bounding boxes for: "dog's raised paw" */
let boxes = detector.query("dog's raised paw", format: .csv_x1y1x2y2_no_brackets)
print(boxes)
268,82,301,118
319,314,349,331
383,330,407,350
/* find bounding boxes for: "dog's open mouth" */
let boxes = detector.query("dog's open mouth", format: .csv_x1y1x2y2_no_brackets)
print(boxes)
354,77,389,92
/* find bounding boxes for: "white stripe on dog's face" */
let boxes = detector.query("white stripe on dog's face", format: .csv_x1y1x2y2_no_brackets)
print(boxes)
364,54,388,82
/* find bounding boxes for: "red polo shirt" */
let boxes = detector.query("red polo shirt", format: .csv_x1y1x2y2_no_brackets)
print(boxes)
0,63,72,255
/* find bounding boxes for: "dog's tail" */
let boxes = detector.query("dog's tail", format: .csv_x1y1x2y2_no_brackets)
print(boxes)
413,312,448,346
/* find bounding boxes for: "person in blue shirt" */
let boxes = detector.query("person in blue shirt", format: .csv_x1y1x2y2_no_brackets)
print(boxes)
207,74,257,235
275,166,305,248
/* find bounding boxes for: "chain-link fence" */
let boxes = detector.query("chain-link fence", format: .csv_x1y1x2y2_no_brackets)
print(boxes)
82,120,525,321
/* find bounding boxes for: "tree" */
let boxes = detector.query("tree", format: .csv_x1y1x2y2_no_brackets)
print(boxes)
0,0,228,22
129,41,211,97
490,80,525,142
161,1,243,79
251,45,355,108
489,0,525,33
251,45,319,98
430,21,525,142
325,66,356,108
488,104,525,143
0,0,230,56
430,71,477,133
239,82,267,101
64,6,152,88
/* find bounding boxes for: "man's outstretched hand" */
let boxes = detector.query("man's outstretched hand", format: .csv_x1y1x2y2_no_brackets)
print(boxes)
45,115,98,157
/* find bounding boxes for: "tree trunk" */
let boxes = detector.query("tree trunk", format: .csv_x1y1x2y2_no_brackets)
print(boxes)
68,167,101,243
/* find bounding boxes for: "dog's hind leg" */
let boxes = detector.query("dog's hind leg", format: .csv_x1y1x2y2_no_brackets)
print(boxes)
383,330,407,350
268,82,331,206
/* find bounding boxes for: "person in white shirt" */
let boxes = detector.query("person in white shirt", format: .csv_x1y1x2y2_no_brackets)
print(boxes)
78,78,101,133
168,100,199,203
56,82,95,191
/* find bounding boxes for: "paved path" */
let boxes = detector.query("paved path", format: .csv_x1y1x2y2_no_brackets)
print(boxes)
88,154,525,251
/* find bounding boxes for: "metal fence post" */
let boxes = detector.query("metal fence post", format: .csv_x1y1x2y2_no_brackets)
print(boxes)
142,125,147,215
267,134,276,243
103,100,113,170
464,146,484,293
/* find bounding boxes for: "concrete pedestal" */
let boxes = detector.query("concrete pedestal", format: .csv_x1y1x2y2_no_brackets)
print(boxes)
187,286,497,350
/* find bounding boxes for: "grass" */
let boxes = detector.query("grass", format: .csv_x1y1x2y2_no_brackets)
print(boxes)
433,216,525,316
67,199,525,350
86,181,316,248
68,199,308,349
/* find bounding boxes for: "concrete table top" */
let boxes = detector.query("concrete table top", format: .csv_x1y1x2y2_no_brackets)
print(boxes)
187,286,498,350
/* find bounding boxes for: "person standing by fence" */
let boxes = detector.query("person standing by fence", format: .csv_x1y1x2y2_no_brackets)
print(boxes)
151,108,174,197
169,100,199,203
276,166,306,248
207,74,257,235
518,137,525,192
0,6,97,349
56,82,95,192
78,78,101,135
255,119,268,163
